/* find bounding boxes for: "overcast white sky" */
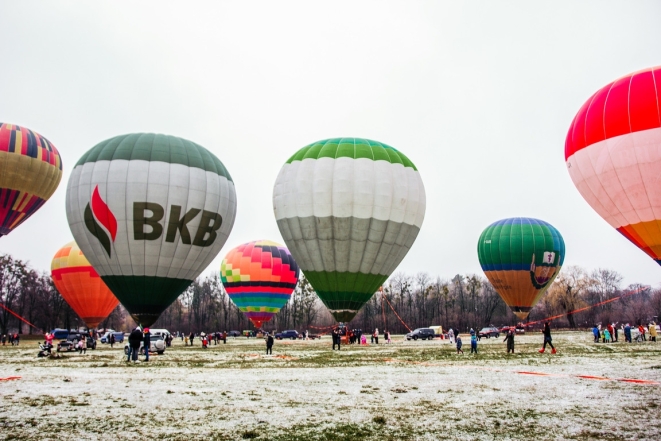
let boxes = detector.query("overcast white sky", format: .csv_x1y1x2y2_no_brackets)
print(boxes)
2,2,661,288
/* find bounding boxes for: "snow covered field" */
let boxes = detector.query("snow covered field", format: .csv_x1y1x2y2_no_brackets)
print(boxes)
1,332,660,440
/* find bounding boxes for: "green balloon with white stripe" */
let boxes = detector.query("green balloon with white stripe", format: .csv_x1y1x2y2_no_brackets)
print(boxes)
273,138,426,322
66,133,237,327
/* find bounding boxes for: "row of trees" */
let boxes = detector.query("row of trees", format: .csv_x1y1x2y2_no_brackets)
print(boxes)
2,252,661,335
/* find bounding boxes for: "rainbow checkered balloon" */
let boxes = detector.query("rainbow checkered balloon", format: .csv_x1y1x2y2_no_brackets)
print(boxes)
220,240,299,328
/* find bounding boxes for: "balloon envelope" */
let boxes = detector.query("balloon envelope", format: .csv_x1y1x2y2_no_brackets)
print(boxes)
477,217,565,320
220,240,299,328
0,123,62,237
66,133,237,327
51,241,119,329
566,66,661,264
273,138,426,322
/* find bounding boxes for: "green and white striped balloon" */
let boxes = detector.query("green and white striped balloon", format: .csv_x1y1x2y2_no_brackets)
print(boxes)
66,133,236,327
273,138,426,322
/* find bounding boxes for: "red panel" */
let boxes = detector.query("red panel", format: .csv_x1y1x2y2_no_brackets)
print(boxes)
565,94,593,160
566,67,661,160
629,70,661,132
603,77,632,140
583,86,609,148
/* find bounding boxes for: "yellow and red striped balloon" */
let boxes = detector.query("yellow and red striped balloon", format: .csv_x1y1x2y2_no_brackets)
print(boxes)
0,123,62,237
51,241,119,329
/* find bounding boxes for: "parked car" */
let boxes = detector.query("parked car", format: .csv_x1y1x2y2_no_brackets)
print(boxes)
298,332,322,340
227,330,241,337
124,334,166,356
406,328,436,341
50,328,69,340
478,327,500,339
275,330,299,340
100,331,125,344
57,333,96,352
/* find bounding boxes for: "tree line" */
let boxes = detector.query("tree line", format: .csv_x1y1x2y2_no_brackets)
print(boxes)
2,252,660,335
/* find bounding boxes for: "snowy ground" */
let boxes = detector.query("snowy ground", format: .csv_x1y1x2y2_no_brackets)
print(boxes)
1,332,660,441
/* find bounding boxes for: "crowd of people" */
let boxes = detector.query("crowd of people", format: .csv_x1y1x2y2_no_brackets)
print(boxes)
1,333,20,345
592,322,658,343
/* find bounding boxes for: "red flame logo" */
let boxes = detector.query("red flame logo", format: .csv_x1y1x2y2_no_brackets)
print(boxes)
91,186,117,241
84,186,117,257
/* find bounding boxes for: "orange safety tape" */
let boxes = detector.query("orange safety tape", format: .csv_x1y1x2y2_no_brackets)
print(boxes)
0,302,41,331
524,286,649,327
382,294,412,332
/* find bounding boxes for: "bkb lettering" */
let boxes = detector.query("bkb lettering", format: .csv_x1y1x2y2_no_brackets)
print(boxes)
133,202,222,247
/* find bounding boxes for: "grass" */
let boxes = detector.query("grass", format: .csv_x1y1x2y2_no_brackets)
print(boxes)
1,332,661,440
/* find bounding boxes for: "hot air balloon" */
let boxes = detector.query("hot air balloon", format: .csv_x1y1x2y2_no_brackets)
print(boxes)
220,240,299,328
565,66,661,264
0,123,62,237
273,138,426,322
477,217,565,320
51,241,119,329
66,133,237,327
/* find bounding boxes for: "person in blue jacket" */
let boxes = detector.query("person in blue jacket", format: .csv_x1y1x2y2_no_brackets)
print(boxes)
592,325,600,343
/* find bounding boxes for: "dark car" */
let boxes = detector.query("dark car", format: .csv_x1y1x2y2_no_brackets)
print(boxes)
406,328,436,341
227,330,241,337
50,328,69,340
57,333,96,352
478,327,500,339
275,330,299,340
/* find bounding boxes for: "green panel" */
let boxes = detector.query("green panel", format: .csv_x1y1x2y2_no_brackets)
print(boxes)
75,133,233,181
284,138,418,170
101,275,194,327
303,270,387,322
477,218,565,269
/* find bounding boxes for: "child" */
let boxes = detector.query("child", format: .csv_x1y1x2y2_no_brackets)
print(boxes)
470,333,477,354
456,336,463,354
604,328,611,343
202,336,208,349
360,334,367,345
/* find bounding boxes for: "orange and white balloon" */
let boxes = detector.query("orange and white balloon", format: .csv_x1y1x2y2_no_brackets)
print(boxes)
565,66,661,264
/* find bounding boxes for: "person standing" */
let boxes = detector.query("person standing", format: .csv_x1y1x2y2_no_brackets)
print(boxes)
223,331,227,344
1,334,5,345
266,332,274,355
470,333,478,354
604,327,611,343
592,325,600,343
448,328,455,345
128,327,142,362
373,328,379,345
143,328,151,362
613,323,619,342
504,328,515,353
332,328,341,351
539,322,556,354
44,332,54,350
456,335,463,354
649,322,657,342
109,333,116,348
81,335,87,354
189,332,195,346
624,324,632,343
